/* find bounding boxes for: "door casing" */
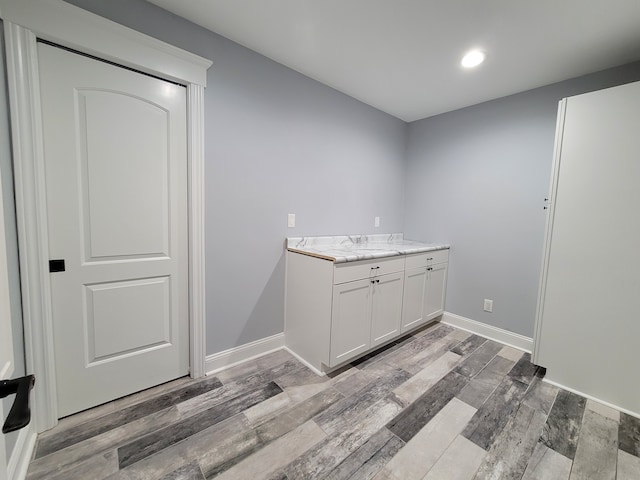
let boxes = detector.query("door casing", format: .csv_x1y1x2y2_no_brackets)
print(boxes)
0,0,212,432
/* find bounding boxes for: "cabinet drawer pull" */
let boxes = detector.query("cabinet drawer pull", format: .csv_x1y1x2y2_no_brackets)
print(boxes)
427,267,433,271
371,266,380,270
427,257,433,261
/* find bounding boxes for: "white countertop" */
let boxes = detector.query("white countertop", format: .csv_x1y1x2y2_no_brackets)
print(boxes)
286,233,449,263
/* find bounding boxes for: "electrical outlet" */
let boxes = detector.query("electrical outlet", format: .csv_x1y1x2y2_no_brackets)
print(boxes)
483,299,493,313
287,213,295,228
374,216,380,228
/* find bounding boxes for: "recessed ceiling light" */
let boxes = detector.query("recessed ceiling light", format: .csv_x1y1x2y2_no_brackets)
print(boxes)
461,50,485,68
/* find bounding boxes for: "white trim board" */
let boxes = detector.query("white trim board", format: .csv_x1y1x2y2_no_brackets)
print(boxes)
441,312,533,353
205,334,285,375
7,423,36,480
1,0,211,431
542,378,640,420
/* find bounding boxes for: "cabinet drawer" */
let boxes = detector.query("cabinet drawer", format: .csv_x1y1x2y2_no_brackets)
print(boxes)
405,249,449,269
333,256,405,284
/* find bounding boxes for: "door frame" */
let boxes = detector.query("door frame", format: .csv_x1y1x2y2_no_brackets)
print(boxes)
0,0,212,432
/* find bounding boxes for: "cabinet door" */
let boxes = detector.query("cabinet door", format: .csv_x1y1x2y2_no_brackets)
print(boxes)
330,279,371,367
401,266,428,332
424,263,448,320
370,272,404,348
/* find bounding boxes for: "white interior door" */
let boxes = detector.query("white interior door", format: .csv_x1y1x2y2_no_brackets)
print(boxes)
0,153,13,480
37,42,189,418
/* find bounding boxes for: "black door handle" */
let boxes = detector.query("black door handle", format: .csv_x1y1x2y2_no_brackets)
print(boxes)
0,375,35,434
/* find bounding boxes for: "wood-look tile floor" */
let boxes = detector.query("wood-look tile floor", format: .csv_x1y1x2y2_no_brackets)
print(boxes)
27,323,640,480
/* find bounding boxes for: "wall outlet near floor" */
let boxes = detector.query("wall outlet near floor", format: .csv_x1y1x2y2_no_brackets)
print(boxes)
374,216,380,227
287,213,296,228
483,299,493,313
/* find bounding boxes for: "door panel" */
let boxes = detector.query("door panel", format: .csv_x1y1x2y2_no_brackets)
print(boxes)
38,43,189,417
424,263,447,320
330,279,371,366
86,277,171,362
370,272,404,347
401,267,427,332
78,89,170,260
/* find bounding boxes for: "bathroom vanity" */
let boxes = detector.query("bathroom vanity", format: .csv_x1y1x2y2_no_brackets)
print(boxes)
285,234,449,373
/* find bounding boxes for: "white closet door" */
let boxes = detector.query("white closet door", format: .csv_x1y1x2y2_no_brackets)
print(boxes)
535,80,640,414
38,43,189,417
0,141,13,480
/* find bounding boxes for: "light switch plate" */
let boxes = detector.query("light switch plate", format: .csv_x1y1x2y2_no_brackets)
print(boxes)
287,213,296,228
374,216,380,228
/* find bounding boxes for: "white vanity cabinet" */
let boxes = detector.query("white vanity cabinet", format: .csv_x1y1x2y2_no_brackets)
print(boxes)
285,246,449,374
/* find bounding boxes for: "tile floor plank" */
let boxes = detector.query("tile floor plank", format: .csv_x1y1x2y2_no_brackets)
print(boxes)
375,398,476,480
521,376,559,416
27,406,184,478
321,427,404,480
619,412,640,457
521,443,572,480
462,376,527,451
387,371,468,443
108,415,249,480
617,449,640,480
456,355,517,410
496,346,524,363
393,351,461,405
453,340,502,378
202,388,345,477
422,435,486,480
117,382,282,468
283,396,403,479
585,399,620,423
473,403,547,480
450,335,487,356
214,420,327,480
36,375,223,458
27,449,119,480
399,333,470,376
160,461,205,480
540,390,586,460
569,409,618,480
506,353,539,385
315,369,410,435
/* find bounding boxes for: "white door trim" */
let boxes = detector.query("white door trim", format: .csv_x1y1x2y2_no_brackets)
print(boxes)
0,0,211,432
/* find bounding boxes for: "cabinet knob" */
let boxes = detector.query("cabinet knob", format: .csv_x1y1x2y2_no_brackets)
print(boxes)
376,279,380,283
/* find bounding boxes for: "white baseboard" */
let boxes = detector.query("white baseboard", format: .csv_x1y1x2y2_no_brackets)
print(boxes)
205,333,285,375
282,347,326,377
441,312,533,353
542,378,640,420
8,422,36,480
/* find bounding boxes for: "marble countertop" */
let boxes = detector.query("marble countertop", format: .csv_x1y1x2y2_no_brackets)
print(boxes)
286,233,449,263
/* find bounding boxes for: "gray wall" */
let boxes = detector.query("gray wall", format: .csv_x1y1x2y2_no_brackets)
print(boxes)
404,62,640,338
64,0,407,354
0,19,26,461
